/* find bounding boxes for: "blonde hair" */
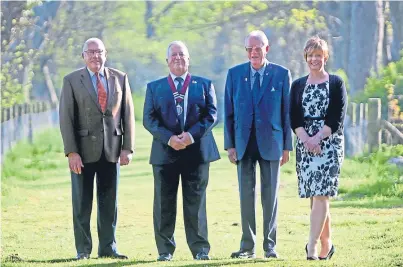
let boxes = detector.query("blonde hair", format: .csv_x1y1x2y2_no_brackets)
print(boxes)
303,36,329,61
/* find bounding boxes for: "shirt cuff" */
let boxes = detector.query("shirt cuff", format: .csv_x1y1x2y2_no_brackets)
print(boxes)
168,136,173,146
188,132,195,144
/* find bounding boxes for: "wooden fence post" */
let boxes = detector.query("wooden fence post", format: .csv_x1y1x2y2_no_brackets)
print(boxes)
26,103,33,143
350,102,357,126
367,98,382,152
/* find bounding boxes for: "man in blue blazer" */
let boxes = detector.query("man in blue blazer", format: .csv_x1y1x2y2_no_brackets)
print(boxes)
143,41,220,261
224,30,293,259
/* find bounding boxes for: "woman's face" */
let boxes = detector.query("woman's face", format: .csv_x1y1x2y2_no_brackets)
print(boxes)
306,49,326,72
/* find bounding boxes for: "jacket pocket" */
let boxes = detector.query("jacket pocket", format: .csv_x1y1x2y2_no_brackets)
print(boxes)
77,129,89,136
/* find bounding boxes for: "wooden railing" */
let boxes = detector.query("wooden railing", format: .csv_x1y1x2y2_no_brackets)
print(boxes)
346,98,403,156
1,102,59,161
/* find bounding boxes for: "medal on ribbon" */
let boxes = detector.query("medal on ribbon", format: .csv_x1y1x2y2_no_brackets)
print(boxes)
176,104,183,115
168,73,191,116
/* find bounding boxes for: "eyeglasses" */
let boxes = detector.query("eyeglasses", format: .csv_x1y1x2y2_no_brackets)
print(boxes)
245,46,265,53
84,50,105,56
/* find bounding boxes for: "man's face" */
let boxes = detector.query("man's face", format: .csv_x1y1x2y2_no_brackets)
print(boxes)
246,37,269,69
167,44,189,76
83,41,107,73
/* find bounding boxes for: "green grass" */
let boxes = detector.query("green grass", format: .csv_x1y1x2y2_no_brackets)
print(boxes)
1,125,403,267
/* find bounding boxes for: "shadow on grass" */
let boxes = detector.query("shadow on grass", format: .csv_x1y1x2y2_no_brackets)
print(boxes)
174,258,285,267
19,258,155,266
14,258,287,267
332,197,403,209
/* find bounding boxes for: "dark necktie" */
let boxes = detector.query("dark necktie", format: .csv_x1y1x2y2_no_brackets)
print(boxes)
96,72,107,112
175,77,185,130
252,72,260,105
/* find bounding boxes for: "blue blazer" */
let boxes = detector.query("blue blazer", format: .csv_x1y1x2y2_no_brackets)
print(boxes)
143,75,220,165
224,62,293,161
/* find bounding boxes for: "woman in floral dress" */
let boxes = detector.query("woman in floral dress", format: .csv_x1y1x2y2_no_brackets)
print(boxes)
290,36,347,261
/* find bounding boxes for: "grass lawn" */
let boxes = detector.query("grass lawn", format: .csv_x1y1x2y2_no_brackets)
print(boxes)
1,124,403,267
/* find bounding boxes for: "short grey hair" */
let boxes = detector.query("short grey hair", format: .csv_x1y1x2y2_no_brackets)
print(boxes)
244,30,269,47
82,38,106,53
166,40,189,58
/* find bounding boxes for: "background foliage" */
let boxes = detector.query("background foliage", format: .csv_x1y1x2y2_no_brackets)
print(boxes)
2,1,403,118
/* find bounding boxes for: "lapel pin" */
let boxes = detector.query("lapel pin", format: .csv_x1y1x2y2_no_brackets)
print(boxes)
245,77,248,82
271,87,275,92
192,80,197,83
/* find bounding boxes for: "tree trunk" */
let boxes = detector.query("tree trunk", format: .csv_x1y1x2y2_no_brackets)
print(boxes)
390,1,403,61
42,64,59,106
145,1,155,38
374,0,384,73
348,1,380,96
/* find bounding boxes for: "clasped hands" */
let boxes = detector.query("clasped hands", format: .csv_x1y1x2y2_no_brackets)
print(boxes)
169,132,193,151
303,135,322,155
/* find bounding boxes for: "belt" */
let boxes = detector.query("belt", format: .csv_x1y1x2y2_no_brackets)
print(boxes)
304,116,325,120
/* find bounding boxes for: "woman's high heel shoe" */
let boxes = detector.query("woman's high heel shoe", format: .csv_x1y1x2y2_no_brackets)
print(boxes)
305,244,318,260
319,245,335,260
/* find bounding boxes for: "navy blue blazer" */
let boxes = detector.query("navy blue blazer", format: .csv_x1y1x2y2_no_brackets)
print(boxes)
143,75,220,165
224,62,293,161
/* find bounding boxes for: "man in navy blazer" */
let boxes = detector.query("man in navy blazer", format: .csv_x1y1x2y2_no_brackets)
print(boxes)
224,30,293,259
143,41,220,261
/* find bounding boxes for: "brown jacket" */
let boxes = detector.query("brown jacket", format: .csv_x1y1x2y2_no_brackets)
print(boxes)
59,67,135,163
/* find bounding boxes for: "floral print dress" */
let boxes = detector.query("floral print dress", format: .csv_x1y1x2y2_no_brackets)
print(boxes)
296,81,344,198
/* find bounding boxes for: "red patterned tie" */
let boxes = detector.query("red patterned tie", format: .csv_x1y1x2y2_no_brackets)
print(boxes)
96,72,107,112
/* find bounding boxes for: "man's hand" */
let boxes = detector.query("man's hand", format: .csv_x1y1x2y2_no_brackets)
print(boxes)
280,150,290,166
169,135,187,151
227,148,237,165
68,152,84,174
119,150,133,166
178,132,193,146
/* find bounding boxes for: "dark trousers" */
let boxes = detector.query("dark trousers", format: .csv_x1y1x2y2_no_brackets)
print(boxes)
70,153,119,256
152,156,210,258
237,128,280,252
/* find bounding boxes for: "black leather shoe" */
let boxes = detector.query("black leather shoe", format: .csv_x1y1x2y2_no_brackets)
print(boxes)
195,251,210,260
230,250,256,259
264,250,279,258
157,253,173,261
319,245,335,260
305,244,318,260
76,253,90,260
99,252,128,259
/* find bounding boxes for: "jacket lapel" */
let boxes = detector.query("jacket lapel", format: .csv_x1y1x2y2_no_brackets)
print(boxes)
165,77,179,118
185,78,197,121
105,68,116,112
242,63,252,103
80,68,102,111
257,62,274,105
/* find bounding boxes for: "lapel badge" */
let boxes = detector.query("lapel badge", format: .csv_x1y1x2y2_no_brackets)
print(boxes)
245,77,248,82
271,87,275,92
192,80,197,84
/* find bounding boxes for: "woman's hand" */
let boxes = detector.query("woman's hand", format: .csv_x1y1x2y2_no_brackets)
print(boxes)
305,136,320,150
